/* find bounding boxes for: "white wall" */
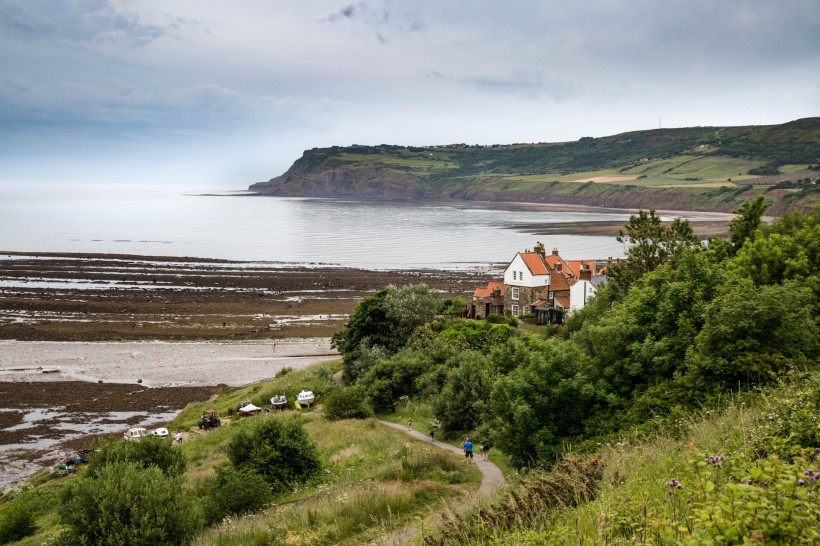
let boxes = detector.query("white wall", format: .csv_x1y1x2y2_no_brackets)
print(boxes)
569,280,596,311
503,253,550,287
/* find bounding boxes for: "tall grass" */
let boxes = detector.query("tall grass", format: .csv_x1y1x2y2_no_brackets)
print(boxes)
421,374,820,545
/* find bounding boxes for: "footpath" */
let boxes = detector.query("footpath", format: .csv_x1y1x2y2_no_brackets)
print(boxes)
332,371,506,544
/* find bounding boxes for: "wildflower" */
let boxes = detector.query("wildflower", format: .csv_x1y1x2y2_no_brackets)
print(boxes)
665,479,682,489
798,479,806,486
706,455,725,466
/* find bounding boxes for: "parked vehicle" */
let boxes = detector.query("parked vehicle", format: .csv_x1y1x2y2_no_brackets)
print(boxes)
270,394,287,410
197,409,221,430
296,390,315,408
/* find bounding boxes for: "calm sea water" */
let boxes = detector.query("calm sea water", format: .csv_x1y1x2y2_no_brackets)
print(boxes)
0,184,632,269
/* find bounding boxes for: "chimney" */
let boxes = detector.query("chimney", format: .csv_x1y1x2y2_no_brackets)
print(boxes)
552,247,559,256
580,261,592,281
556,262,562,273
534,242,545,256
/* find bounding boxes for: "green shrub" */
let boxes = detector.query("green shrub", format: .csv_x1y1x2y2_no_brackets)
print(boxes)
485,313,506,324
60,461,201,546
203,467,273,524
86,435,186,478
323,386,374,420
226,416,321,494
0,499,36,544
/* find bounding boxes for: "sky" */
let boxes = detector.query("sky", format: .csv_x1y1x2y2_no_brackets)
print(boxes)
1,0,818,190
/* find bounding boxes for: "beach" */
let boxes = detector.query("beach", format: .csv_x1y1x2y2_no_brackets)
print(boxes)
0,253,495,487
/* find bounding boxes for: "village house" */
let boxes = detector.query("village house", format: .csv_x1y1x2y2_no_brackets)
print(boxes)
467,280,505,319
470,243,607,323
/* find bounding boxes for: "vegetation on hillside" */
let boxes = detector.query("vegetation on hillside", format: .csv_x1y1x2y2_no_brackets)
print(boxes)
1,197,817,545
251,118,820,213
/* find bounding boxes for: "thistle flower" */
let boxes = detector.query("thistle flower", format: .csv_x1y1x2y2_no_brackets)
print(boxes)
665,479,682,488
798,479,806,486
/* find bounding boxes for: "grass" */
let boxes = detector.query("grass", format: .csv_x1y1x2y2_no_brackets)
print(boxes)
425,373,820,545
0,361,484,545
171,360,342,429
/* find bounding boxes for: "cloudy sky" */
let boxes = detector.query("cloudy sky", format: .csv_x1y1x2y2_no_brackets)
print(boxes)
1,0,818,189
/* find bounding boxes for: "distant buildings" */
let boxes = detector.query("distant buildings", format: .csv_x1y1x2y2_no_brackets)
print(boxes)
469,242,609,324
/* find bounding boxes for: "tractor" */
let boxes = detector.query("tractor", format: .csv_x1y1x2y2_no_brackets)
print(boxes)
198,409,221,430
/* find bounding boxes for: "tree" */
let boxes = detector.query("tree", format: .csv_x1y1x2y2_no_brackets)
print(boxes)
203,467,272,524
728,195,768,254
609,209,700,294
86,435,186,479
382,283,440,349
431,351,496,435
331,287,393,380
60,462,200,546
332,284,440,382
226,416,321,493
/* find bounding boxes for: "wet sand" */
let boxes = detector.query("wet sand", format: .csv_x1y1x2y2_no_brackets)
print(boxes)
0,253,496,488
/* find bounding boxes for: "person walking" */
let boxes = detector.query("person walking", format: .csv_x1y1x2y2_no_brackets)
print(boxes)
407,418,413,431
480,439,491,461
461,437,474,463
429,428,435,442
174,431,183,444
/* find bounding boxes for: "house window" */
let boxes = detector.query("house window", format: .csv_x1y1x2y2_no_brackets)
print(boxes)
513,271,517,281
511,287,519,300
511,305,519,316
523,306,529,315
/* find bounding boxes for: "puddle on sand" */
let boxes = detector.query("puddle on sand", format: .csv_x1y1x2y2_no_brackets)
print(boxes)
0,406,179,489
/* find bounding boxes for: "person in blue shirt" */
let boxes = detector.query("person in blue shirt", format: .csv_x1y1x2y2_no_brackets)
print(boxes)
461,437,474,463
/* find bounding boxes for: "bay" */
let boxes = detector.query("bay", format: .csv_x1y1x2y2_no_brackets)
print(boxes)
0,184,632,269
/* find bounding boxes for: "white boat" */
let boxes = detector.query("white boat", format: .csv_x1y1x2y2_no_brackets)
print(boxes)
124,427,148,441
151,427,169,438
270,394,287,409
296,390,315,408
238,403,263,415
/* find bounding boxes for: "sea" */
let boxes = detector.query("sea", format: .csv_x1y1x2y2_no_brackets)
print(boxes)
0,183,635,269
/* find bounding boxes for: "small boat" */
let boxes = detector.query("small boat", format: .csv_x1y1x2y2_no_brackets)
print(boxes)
41,367,61,374
151,427,169,438
237,403,263,416
270,394,287,409
124,427,148,441
296,390,315,408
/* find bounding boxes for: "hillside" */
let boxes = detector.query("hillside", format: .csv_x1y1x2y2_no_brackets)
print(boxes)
250,118,820,214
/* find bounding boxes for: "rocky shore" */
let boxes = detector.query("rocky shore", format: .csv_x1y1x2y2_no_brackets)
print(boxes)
0,252,496,487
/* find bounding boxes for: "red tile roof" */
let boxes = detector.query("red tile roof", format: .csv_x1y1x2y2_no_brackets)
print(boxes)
550,273,570,292
555,295,570,309
520,252,549,275
473,281,504,299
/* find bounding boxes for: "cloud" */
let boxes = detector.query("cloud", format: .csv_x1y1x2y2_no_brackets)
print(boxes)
0,0,170,46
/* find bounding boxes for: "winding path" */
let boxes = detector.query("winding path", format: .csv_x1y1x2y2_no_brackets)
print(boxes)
378,420,505,495
332,371,505,543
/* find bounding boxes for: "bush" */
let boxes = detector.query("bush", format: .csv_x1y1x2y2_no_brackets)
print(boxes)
323,386,374,420
203,467,272,524
60,461,201,546
485,313,506,324
86,435,186,478
0,499,36,544
226,416,321,494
